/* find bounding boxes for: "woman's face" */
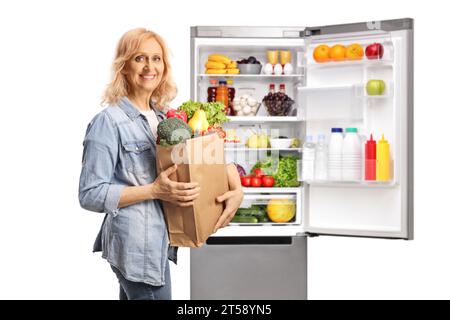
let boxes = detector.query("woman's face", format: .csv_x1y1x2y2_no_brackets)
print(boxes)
123,37,165,94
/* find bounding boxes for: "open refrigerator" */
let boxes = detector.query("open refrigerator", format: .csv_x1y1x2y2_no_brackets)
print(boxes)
189,18,413,300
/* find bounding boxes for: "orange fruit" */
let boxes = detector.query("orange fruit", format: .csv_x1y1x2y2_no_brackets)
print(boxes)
313,45,330,63
345,43,364,60
329,44,347,61
267,199,296,223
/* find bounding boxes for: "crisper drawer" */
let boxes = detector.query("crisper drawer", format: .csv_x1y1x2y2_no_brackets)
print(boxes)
191,236,307,300
232,193,301,225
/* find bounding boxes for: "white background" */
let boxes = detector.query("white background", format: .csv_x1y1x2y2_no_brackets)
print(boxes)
0,0,448,300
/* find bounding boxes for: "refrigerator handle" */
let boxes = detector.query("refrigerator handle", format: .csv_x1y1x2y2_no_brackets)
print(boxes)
206,236,293,246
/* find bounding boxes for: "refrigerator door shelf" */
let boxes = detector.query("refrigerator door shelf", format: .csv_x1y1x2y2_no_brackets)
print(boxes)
303,20,413,240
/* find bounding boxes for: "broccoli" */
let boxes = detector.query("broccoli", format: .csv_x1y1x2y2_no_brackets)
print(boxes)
157,117,192,145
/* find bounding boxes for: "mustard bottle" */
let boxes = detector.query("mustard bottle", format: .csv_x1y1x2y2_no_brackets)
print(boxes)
376,134,391,181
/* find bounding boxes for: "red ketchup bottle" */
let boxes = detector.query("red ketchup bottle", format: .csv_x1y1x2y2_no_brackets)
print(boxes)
365,134,377,180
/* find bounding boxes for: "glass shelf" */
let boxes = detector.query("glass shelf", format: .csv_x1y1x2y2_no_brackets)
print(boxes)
307,58,393,70
305,180,396,188
225,147,302,152
242,187,301,193
226,116,302,123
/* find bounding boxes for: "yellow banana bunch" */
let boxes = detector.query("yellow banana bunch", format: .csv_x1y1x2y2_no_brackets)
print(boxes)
204,54,240,74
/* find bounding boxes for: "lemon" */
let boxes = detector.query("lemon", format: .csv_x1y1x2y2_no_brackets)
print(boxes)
267,199,296,223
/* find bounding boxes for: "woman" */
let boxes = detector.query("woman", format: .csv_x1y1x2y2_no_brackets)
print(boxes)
78,28,243,300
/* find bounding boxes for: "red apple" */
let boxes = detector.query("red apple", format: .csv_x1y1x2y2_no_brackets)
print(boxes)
365,43,384,60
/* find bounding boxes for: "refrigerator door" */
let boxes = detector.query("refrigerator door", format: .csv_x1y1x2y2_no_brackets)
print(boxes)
191,236,307,300
301,19,413,239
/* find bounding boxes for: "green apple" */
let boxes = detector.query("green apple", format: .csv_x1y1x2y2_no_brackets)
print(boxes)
366,80,386,96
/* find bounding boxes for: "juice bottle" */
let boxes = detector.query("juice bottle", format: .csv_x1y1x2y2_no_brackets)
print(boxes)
216,80,229,113
207,79,218,102
227,79,235,116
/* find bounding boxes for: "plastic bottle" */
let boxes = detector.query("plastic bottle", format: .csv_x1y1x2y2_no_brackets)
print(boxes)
376,134,391,181
216,80,229,113
207,79,218,102
302,135,316,181
342,127,361,181
328,128,344,181
314,134,328,181
365,134,376,180
227,79,235,115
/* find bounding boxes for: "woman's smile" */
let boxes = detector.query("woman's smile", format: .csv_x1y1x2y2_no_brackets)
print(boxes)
140,73,157,81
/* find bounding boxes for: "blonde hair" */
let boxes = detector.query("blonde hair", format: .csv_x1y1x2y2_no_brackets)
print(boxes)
103,28,177,110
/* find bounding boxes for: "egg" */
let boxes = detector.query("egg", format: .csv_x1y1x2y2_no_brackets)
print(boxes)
263,63,273,75
243,106,252,115
247,97,257,107
283,63,294,75
274,63,283,75
237,111,244,116
233,103,242,111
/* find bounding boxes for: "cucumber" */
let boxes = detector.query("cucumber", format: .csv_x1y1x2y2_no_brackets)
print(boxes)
257,215,270,223
236,208,264,217
231,215,259,223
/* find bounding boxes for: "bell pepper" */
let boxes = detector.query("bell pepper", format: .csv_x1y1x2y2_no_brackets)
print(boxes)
166,109,188,123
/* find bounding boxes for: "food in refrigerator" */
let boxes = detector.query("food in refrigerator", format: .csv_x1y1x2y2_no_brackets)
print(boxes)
207,79,218,102
376,134,391,181
262,83,295,116
216,80,229,113
366,79,386,96
365,43,384,59
236,56,262,74
345,44,364,60
313,45,331,63
365,134,377,181
267,199,296,223
328,128,344,181
205,54,239,74
232,88,260,116
227,80,235,115
342,128,362,181
329,44,347,61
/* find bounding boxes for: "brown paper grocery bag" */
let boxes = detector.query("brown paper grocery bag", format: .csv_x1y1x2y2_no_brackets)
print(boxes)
156,133,229,247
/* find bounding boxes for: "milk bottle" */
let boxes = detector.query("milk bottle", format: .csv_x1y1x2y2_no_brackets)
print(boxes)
342,128,362,181
328,128,344,181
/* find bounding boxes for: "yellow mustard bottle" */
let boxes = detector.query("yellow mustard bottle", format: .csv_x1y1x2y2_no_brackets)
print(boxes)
376,134,391,181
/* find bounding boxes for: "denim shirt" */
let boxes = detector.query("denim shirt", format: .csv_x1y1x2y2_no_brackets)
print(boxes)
79,96,177,286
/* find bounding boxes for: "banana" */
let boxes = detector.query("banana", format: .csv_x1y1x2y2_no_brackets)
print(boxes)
226,68,240,74
206,69,227,74
226,61,237,68
208,54,231,65
205,61,226,69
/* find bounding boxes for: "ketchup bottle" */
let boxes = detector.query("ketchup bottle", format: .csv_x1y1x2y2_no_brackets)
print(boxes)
365,134,376,180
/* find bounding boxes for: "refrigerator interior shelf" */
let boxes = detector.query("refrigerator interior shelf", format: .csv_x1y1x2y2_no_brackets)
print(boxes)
242,187,301,194
305,180,397,188
225,147,302,152
198,74,305,79
229,222,301,226
227,116,302,123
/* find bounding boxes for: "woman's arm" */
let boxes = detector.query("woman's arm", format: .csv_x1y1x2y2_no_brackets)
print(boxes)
118,164,200,208
214,163,244,232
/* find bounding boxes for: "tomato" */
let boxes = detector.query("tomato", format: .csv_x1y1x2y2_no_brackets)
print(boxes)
252,168,265,178
250,177,262,187
240,176,252,187
262,175,275,187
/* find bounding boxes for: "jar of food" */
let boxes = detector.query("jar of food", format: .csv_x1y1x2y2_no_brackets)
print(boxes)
227,79,235,115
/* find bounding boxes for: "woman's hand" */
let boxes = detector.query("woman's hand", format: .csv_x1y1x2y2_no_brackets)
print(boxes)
150,164,200,207
214,189,244,232
214,164,244,232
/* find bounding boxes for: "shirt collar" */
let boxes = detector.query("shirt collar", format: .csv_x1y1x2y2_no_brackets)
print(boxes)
118,96,166,121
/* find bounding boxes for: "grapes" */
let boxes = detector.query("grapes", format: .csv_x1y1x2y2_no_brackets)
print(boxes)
262,92,295,116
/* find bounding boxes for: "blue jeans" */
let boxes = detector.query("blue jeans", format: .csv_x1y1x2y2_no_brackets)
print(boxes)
110,262,172,300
